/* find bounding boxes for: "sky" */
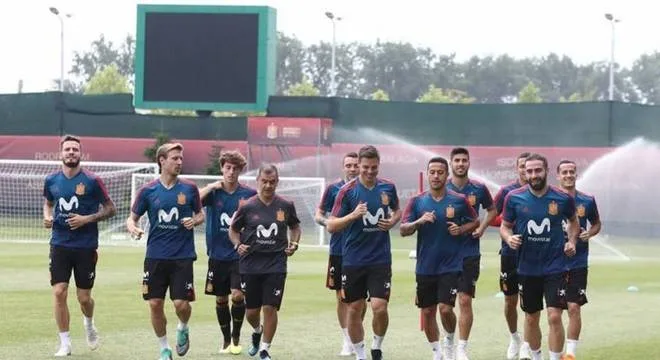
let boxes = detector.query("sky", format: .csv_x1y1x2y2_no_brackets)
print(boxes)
1,0,658,94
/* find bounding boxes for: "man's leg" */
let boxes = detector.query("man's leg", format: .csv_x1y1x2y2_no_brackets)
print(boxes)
520,275,545,360
73,248,99,350
547,307,565,360
545,273,569,360
500,255,523,359
327,256,353,356
366,265,392,360
50,246,73,357
255,273,286,359
170,260,195,357
457,256,480,358
230,289,246,349
143,259,172,360
566,268,588,357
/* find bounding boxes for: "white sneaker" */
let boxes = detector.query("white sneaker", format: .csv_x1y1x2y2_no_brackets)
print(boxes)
433,349,444,360
507,336,521,359
85,325,100,350
456,348,470,360
339,341,354,356
519,342,532,360
54,343,71,357
442,337,455,360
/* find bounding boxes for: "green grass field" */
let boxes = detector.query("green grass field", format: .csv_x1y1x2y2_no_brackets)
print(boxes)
1,233,659,359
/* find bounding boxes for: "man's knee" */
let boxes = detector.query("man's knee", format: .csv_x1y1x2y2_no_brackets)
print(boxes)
149,298,165,312
230,291,244,304
53,283,68,301
567,303,580,318
76,290,93,306
370,299,388,316
173,300,190,312
547,308,564,326
216,296,229,307
458,293,472,309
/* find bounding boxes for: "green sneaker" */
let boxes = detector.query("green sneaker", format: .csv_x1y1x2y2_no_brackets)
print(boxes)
159,348,173,360
176,328,190,356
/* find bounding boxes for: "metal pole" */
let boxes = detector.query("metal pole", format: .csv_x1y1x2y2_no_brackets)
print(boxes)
59,16,64,92
330,19,336,96
608,21,615,101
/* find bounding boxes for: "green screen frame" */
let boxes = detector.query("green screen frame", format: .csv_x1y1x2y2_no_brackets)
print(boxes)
134,4,277,112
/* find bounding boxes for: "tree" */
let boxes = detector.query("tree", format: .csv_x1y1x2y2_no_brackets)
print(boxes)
629,52,660,104
276,32,305,95
284,77,320,96
417,85,475,103
69,34,135,90
144,132,171,163
205,144,225,175
370,89,390,101
517,82,542,103
83,64,131,95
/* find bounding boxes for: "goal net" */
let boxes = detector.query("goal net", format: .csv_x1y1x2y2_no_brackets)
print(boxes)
130,174,327,246
0,160,159,244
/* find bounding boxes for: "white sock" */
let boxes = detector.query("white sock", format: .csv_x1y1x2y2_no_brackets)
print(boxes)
353,341,366,359
372,335,384,350
177,321,188,331
158,335,169,350
458,339,468,351
566,339,578,355
341,328,351,344
511,331,521,342
549,351,562,360
59,331,71,346
254,324,263,334
445,332,455,343
429,341,440,352
83,316,94,328
259,341,271,352
531,348,543,360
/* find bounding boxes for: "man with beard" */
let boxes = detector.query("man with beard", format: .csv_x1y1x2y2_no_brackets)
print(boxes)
126,143,205,360
327,145,401,360
445,147,497,360
314,151,360,356
492,151,531,359
556,160,601,360
500,153,579,360
400,156,479,360
199,151,256,354
229,163,302,360
43,135,117,357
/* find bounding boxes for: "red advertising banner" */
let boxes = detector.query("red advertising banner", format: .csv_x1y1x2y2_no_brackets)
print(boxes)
247,117,332,146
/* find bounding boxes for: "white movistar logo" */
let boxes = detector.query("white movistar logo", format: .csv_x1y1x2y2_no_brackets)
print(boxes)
158,208,179,223
257,223,278,238
527,218,551,235
363,208,385,226
220,212,233,227
58,196,79,211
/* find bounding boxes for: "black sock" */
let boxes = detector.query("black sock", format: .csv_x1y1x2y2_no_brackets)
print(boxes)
231,299,246,342
216,302,231,344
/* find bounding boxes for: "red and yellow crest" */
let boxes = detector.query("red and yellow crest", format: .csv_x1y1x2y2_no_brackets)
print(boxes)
177,192,186,205
380,192,390,206
75,182,85,196
548,201,558,216
577,204,586,218
468,194,477,206
446,205,455,219
276,209,285,222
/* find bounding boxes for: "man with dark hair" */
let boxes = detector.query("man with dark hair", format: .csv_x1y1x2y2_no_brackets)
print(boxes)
327,145,401,360
401,156,480,360
229,163,302,360
126,142,205,360
500,153,578,360
492,151,532,359
446,147,497,360
314,151,360,356
199,150,256,354
43,134,117,357
556,160,601,360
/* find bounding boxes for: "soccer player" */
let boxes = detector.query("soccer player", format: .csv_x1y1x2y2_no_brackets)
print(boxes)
199,150,256,354
492,151,531,359
401,156,480,360
314,151,360,356
500,153,579,360
327,145,401,360
445,147,497,360
556,160,601,359
43,134,117,357
126,143,205,360
228,163,301,360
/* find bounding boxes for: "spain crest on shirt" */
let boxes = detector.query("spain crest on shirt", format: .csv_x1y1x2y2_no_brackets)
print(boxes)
446,205,455,219
468,194,477,206
75,182,85,196
380,192,390,206
177,192,186,205
577,204,586,218
548,201,558,216
276,209,285,222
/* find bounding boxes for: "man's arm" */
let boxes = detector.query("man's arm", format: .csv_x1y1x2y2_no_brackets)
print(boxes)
314,208,328,227
199,181,221,202
566,215,579,247
43,199,54,228
499,220,520,249
67,200,117,230
474,206,497,236
228,226,241,248
192,208,205,227
285,224,302,256
126,212,144,239
327,211,360,233
584,218,601,239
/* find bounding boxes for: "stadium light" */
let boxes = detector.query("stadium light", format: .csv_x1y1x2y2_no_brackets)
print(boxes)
49,7,72,92
604,13,620,101
325,11,342,97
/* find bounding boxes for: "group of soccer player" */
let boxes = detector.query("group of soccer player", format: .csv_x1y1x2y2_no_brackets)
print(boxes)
43,135,600,360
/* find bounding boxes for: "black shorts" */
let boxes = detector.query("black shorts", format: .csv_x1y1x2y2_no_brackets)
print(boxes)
241,273,287,310
341,264,392,303
566,267,588,306
142,259,196,301
500,255,519,296
49,245,98,289
325,255,343,291
205,259,241,296
415,272,460,308
519,273,568,314
458,255,480,297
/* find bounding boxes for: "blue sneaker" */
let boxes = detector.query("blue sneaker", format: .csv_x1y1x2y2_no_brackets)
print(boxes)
248,331,262,356
159,348,173,360
176,328,190,356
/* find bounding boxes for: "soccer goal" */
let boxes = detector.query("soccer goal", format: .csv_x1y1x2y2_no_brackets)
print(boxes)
0,160,159,244
130,174,327,246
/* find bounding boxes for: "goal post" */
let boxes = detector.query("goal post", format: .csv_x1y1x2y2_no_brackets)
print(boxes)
0,160,159,244
130,174,327,246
